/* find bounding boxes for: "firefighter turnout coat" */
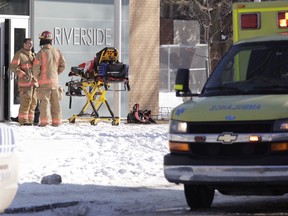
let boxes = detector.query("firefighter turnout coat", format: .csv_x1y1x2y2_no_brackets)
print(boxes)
9,48,37,124
33,44,66,126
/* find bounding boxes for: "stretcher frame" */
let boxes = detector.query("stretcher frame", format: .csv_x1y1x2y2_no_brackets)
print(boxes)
66,47,129,126
66,79,120,126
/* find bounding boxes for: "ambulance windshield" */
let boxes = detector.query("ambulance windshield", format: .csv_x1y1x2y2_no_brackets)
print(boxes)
203,41,288,96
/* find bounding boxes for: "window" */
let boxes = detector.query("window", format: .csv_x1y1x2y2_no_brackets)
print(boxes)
0,0,29,16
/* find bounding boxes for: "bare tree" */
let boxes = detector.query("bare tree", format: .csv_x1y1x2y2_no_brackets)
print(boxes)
187,0,234,71
160,0,266,72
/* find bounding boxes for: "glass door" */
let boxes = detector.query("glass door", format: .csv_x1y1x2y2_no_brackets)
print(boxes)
7,18,29,119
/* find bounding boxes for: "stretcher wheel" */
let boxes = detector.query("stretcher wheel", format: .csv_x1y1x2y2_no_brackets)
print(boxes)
111,119,119,126
90,119,98,125
69,117,76,123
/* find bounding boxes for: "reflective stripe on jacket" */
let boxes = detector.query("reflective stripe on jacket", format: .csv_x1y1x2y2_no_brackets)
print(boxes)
9,48,35,87
33,44,66,89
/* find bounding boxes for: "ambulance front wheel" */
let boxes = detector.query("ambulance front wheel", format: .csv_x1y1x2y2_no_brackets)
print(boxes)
184,184,214,209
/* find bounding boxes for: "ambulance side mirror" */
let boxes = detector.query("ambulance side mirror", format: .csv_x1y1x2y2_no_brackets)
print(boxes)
174,68,193,97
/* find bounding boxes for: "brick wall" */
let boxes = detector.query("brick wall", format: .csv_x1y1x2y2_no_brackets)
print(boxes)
129,0,160,117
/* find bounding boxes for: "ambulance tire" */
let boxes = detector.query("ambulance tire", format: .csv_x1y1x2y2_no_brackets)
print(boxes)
184,184,214,209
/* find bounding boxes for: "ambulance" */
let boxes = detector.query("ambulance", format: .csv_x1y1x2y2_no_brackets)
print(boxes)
164,1,288,209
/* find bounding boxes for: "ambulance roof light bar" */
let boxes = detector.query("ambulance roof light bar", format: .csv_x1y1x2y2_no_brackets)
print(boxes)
278,12,288,28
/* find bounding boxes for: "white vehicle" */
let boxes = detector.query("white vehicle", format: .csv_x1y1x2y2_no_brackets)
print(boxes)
0,124,18,213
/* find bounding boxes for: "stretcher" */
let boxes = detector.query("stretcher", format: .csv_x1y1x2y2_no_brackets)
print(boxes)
65,47,130,125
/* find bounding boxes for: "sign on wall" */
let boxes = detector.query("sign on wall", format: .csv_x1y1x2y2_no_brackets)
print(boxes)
33,0,129,119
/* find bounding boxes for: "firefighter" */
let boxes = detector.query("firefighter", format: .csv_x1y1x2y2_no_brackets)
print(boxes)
10,38,38,126
33,31,66,127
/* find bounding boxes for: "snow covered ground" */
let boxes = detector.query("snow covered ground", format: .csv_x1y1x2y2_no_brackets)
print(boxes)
1,92,184,216
2,92,288,216
13,123,170,187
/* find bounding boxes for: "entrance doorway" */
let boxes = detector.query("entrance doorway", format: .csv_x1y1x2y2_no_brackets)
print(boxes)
0,17,29,122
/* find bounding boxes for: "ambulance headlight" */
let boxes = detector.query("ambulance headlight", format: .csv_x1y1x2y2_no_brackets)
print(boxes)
169,120,187,133
273,119,288,131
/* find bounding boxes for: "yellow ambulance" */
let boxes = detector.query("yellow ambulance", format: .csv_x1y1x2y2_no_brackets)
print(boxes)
164,1,288,209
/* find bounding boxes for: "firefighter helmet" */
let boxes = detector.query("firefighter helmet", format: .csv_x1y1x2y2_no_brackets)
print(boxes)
39,31,53,40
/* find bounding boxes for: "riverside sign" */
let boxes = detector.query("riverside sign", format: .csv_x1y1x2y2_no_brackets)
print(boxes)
54,27,112,46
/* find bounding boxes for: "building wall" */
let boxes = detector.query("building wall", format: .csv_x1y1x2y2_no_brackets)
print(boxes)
32,0,130,119
174,20,200,45
129,0,160,116
160,19,200,46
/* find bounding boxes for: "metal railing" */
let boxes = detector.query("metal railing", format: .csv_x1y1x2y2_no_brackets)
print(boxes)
160,44,209,93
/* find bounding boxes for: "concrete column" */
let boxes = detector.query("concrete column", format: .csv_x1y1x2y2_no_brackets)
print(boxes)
114,0,121,120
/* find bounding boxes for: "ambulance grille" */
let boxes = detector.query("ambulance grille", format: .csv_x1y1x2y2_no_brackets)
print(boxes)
187,121,273,133
186,121,273,157
190,142,269,157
